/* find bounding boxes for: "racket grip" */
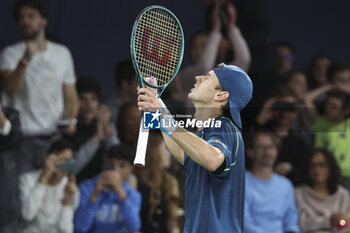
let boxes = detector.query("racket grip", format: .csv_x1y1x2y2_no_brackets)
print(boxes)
134,117,149,167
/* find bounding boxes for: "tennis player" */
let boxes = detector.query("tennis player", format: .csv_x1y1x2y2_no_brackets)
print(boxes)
137,64,252,233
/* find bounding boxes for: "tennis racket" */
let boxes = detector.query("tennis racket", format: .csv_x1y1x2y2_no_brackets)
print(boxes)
130,5,184,167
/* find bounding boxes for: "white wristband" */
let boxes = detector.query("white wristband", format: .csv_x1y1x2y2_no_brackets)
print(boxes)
161,113,177,136
158,98,169,115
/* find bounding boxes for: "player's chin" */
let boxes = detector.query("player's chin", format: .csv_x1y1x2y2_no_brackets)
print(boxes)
188,92,193,100
188,89,195,98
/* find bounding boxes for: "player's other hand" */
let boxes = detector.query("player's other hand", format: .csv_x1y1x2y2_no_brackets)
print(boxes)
137,77,162,112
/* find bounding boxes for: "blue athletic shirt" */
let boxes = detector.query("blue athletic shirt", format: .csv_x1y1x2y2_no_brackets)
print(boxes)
183,116,245,233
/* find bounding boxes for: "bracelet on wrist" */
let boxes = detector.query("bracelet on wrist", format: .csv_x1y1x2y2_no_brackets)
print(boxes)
39,177,48,185
69,118,78,125
18,59,28,69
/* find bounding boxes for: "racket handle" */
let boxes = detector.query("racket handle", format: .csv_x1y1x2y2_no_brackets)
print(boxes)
134,117,149,167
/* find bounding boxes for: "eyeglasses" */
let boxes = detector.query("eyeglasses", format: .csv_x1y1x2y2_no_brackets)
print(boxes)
254,145,275,151
284,54,294,61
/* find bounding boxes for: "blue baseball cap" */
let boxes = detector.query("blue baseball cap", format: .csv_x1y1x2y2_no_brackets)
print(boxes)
213,64,253,129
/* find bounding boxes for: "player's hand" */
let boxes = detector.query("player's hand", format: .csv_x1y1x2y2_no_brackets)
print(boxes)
137,77,162,112
144,77,158,94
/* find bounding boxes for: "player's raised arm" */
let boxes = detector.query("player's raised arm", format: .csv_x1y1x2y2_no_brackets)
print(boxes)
138,86,224,171
137,64,252,172
138,63,253,233
161,131,185,165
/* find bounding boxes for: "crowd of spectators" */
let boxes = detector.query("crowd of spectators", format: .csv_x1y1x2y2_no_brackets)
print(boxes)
1,0,350,233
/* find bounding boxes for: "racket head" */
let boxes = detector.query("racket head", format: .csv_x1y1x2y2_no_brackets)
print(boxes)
130,5,184,93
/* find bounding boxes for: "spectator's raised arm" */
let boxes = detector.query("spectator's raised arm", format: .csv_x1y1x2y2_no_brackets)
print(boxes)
303,84,333,121
224,2,251,71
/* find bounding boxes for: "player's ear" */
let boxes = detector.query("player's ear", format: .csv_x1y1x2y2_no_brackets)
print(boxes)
215,90,229,103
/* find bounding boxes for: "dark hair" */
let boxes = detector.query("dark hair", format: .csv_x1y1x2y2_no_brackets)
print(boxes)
106,144,134,164
221,101,234,124
116,102,137,144
114,59,136,89
215,74,234,124
280,70,305,85
306,55,332,89
13,0,49,21
326,89,350,108
271,86,296,99
76,77,102,99
48,138,75,154
274,41,294,53
327,62,350,82
135,132,179,224
246,132,281,151
301,149,341,195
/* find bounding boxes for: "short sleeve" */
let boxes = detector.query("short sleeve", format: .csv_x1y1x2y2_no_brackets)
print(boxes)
206,118,239,178
0,47,18,71
62,47,76,84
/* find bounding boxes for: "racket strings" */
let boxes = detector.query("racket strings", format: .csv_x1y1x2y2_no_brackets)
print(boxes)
134,8,182,86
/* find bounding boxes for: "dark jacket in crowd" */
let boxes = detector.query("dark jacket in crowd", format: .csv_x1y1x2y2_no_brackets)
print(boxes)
63,119,106,183
0,106,22,231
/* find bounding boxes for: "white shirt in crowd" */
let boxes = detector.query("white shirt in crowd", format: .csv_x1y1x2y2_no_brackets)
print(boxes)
19,170,80,233
0,119,11,135
0,104,11,136
0,41,76,136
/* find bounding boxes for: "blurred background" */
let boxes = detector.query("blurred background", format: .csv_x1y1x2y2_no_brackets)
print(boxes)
1,0,349,97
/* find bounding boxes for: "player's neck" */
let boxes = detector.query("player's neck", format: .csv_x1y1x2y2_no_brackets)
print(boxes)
194,106,221,123
251,166,273,180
